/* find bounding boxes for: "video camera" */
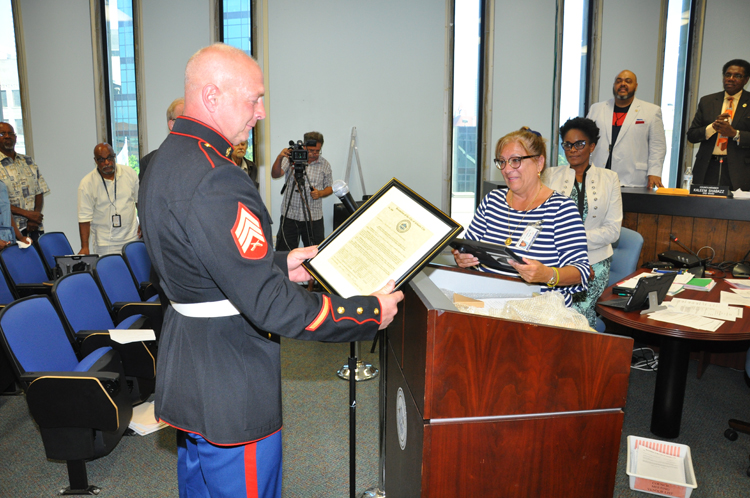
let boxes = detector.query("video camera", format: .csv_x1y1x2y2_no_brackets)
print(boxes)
288,139,318,179
288,140,308,168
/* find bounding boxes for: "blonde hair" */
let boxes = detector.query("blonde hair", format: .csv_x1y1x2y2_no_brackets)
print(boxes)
495,127,547,165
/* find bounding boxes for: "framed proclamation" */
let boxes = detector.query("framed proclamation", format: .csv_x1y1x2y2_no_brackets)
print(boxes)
304,178,463,298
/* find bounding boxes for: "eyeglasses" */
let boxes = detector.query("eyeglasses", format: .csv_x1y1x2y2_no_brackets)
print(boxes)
724,72,747,81
561,140,588,151
95,155,116,164
494,155,539,170
0,132,16,138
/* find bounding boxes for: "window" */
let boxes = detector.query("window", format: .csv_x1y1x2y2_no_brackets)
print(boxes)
556,0,591,166
0,0,26,153
221,0,255,161
659,0,692,187
101,0,140,173
450,0,483,228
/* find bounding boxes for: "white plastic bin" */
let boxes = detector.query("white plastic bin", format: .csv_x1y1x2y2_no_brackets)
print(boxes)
626,436,697,498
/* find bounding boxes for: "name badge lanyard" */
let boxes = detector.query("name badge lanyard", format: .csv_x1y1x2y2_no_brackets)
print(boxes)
100,171,121,227
572,165,591,218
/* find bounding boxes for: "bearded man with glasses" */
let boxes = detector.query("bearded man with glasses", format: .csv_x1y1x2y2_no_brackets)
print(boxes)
587,70,667,189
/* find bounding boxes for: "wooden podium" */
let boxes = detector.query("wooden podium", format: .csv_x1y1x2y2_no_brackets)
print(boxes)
384,266,633,497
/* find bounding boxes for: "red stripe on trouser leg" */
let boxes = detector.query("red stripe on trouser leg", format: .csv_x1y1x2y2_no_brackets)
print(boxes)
245,441,259,498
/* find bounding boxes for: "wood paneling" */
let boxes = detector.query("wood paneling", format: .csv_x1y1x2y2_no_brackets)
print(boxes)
624,212,750,269
428,312,631,418
423,412,623,498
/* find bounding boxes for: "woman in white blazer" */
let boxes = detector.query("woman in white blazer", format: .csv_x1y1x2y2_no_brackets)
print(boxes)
542,117,622,327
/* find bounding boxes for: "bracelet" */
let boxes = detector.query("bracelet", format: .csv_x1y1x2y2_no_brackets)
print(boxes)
546,267,559,288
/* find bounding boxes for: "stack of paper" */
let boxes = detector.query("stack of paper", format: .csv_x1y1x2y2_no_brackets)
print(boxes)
726,279,750,290
129,401,169,436
634,446,687,486
647,298,742,332
683,278,716,292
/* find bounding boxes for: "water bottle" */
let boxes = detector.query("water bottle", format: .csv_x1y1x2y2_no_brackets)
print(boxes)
682,166,693,191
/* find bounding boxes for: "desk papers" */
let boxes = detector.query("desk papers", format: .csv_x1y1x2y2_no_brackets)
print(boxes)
109,329,156,344
634,446,687,485
648,311,724,332
129,402,168,436
668,298,742,320
723,290,750,307
726,279,750,290
645,298,741,332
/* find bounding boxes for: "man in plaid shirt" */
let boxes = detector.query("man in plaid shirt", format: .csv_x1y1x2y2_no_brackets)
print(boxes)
271,131,332,251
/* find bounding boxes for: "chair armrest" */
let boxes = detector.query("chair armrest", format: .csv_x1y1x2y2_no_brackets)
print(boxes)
76,331,156,379
15,282,53,296
115,301,162,322
21,371,123,430
140,282,158,300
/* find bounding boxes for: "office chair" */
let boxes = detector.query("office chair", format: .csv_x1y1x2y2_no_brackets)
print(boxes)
51,271,156,404
122,240,153,296
724,349,750,477
0,295,133,495
595,227,645,332
0,244,53,296
37,231,75,277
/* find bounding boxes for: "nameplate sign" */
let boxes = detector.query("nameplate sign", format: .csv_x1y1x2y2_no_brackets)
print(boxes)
689,184,731,197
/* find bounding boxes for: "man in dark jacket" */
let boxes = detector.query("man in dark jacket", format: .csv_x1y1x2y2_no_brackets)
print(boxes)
139,43,402,497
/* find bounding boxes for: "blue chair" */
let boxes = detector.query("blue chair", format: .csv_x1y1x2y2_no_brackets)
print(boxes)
93,255,162,330
122,240,151,290
37,231,75,277
0,244,52,296
725,351,750,477
595,227,644,332
0,267,17,307
0,295,133,494
51,271,156,403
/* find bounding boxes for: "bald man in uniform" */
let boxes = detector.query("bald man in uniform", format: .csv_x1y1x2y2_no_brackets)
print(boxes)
139,43,402,497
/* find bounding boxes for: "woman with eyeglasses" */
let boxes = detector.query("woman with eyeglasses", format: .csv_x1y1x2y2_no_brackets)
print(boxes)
541,117,622,327
453,127,591,307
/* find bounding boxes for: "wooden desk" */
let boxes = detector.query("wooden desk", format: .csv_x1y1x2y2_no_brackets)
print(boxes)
386,266,633,497
596,272,750,438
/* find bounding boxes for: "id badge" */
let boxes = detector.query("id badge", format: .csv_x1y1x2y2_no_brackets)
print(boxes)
515,221,542,250
112,214,122,228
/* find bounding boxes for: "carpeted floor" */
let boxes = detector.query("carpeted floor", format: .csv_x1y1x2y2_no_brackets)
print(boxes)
1,338,749,497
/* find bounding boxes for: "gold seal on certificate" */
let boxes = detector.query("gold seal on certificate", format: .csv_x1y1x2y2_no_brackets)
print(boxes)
303,178,462,298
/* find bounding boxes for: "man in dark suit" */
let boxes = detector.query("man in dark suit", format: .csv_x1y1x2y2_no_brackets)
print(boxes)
687,59,750,190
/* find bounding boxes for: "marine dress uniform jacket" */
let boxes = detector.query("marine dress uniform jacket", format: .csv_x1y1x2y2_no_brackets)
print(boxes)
139,117,382,445
542,164,622,265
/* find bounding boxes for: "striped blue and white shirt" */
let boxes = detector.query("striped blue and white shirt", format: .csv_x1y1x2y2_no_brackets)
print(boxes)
465,188,590,306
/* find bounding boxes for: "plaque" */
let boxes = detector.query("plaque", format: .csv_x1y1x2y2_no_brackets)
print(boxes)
304,178,463,298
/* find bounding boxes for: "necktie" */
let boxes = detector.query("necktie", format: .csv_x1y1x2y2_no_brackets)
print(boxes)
717,96,734,151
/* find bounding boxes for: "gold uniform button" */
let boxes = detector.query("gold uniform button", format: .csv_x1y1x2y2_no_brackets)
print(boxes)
337,307,345,314
374,308,379,315
356,307,363,314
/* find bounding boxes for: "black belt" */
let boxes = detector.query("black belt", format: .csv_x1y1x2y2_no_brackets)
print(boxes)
711,155,727,161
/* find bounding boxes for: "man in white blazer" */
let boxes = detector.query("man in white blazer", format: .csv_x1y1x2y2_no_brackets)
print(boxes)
587,70,667,189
